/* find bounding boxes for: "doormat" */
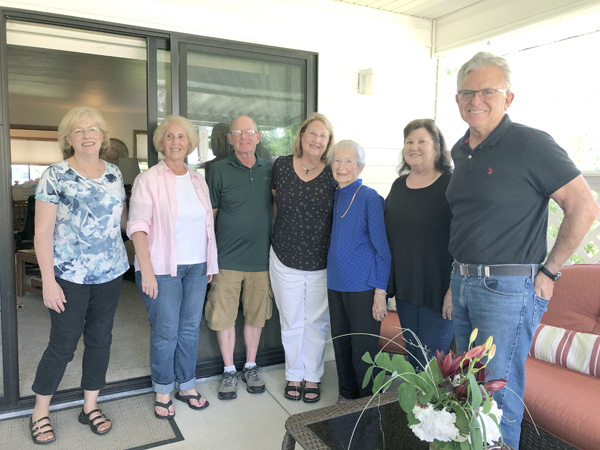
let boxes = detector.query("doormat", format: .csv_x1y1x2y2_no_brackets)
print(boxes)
0,393,183,449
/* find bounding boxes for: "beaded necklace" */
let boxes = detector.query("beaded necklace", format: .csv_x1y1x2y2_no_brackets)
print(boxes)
336,183,363,219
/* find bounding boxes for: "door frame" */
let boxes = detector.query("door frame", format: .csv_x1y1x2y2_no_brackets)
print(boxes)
0,7,317,413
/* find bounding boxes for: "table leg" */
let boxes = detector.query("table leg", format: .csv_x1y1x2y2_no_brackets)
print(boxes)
281,432,297,450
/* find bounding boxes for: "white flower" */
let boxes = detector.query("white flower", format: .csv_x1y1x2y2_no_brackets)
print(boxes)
475,400,503,445
410,403,460,443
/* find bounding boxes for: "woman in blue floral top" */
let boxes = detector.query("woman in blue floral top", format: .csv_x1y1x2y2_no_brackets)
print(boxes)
29,107,128,445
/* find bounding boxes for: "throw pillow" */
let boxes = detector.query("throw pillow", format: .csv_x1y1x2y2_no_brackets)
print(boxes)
529,323,599,378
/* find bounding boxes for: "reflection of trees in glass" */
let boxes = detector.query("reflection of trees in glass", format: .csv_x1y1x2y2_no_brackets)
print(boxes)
261,124,301,157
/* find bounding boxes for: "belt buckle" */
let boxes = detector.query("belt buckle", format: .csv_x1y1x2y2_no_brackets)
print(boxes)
459,264,469,276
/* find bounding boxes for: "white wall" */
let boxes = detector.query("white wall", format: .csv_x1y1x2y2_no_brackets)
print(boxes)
0,0,437,195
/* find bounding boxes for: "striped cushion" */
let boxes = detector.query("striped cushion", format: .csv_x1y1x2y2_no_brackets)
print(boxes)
529,323,600,378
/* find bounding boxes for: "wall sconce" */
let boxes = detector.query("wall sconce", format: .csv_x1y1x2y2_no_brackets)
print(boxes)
358,69,376,95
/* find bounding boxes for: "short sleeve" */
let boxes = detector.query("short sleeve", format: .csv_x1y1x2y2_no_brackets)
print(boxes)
524,131,580,196
35,165,61,204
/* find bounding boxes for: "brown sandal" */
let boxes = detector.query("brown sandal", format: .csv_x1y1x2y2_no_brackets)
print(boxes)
30,416,56,445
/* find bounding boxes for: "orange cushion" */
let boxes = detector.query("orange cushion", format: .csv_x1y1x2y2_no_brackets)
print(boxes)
542,264,600,335
524,357,600,450
378,311,407,354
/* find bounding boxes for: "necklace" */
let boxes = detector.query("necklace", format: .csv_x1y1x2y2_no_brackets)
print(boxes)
336,183,363,218
300,157,320,175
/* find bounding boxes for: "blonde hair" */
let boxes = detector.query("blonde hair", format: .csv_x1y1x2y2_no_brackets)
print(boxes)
58,106,110,159
153,115,199,155
292,113,335,162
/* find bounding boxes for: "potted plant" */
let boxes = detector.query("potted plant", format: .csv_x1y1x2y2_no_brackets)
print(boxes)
363,329,507,450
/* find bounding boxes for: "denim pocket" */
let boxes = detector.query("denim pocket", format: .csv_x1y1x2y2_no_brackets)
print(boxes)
532,295,549,325
482,276,526,297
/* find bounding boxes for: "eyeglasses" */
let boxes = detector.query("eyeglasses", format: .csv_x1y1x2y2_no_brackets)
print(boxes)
457,89,507,100
305,130,329,143
230,129,258,136
332,158,357,166
70,126,101,137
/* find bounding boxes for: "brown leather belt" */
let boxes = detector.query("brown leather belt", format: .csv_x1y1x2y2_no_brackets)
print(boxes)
452,262,539,278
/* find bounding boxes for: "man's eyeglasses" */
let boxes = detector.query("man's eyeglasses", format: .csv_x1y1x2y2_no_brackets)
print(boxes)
230,129,258,136
457,89,507,100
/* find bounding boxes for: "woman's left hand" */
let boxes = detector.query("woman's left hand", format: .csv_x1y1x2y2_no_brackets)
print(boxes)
442,288,453,320
208,275,213,283
372,292,388,322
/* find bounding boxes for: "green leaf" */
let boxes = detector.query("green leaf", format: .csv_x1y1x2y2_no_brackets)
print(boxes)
363,365,374,390
453,406,471,437
397,382,417,413
372,368,386,394
361,351,374,364
375,351,392,371
470,420,483,450
468,374,482,408
481,393,491,414
391,354,415,376
405,407,418,426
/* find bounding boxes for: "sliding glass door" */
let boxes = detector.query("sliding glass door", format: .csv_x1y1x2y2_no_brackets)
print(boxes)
177,39,317,372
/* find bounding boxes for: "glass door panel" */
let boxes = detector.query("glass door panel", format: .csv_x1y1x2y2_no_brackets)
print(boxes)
6,20,150,397
183,43,310,366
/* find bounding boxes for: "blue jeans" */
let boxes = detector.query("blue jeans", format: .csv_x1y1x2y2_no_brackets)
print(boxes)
451,269,548,450
395,299,454,371
136,263,208,394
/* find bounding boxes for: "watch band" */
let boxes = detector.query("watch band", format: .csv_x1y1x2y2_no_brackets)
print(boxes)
539,265,561,281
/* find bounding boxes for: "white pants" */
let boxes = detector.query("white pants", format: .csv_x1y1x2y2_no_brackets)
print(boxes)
269,247,330,382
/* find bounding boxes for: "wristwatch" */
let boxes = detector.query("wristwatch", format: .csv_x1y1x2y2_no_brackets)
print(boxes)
539,265,561,282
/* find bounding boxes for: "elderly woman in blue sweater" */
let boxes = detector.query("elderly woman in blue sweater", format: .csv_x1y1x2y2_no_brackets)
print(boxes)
327,140,391,401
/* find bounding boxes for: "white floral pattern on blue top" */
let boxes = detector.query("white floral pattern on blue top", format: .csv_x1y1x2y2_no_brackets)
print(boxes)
36,159,129,284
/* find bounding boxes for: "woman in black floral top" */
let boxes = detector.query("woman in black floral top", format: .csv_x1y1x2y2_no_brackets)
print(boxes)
270,113,336,403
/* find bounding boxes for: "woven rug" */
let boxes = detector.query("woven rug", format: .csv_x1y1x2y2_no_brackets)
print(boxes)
0,393,183,449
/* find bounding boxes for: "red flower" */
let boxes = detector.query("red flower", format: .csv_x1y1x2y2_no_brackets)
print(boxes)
436,350,463,379
454,384,468,402
482,379,507,396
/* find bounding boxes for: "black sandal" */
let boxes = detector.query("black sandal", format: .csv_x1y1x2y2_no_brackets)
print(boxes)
154,400,175,419
303,382,321,403
78,408,112,435
175,392,209,410
284,381,302,401
30,416,56,445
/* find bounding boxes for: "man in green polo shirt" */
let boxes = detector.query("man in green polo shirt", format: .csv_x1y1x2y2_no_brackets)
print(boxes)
205,115,274,400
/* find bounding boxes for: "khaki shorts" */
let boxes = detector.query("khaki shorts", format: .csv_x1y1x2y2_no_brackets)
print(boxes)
205,269,273,331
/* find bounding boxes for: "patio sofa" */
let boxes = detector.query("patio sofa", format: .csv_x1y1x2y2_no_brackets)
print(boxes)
521,264,600,450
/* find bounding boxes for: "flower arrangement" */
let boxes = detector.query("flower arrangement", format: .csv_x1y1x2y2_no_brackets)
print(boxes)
362,329,507,450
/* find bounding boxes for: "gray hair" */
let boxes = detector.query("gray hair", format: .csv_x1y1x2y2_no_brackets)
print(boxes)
329,139,366,168
457,52,512,92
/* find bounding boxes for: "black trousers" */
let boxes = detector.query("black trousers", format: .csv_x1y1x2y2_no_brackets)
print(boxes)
328,289,381,399
32,276,123,395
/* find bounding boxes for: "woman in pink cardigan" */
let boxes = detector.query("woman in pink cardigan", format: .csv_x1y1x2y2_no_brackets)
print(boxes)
127,116,218,419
